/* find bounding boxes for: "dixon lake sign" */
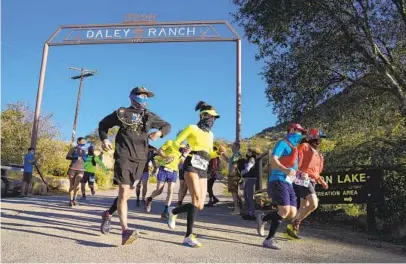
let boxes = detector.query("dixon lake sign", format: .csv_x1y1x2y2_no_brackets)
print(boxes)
315,169,384,204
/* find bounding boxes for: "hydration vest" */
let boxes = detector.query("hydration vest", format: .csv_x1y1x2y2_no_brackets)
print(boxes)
278,139,298,168
116,107,149,134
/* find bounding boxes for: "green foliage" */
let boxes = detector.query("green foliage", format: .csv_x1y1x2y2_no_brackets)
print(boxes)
95,167,113,189
1,102,70,176
233,0,406,121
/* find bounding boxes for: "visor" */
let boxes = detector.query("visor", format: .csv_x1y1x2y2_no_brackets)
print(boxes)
201,109,220,118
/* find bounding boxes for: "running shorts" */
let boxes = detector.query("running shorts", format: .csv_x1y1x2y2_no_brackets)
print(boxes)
113,158,144,188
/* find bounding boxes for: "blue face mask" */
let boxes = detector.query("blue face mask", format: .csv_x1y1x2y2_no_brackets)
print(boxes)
131,95,148,108
286,133,303,146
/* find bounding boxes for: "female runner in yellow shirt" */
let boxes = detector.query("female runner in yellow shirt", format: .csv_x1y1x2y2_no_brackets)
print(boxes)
166,101,225,247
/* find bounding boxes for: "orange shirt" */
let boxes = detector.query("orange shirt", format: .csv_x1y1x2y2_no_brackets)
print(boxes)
298,143,324,182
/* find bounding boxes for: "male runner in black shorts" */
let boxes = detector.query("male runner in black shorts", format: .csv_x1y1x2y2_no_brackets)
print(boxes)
99,86,170,245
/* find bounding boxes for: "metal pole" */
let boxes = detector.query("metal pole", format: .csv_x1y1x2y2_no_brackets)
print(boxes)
71,69,85,145
30,44,50,150
236,39,242,143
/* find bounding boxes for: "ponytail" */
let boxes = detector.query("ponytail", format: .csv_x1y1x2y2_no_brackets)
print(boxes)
195,101,209,112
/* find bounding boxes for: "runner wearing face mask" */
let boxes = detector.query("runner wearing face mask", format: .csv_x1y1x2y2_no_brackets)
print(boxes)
66,137,87,206
286,128,329,239
166,101,226,247
256,123,307,250
98,87,171,246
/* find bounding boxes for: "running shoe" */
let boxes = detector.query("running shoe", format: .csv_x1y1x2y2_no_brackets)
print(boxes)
69,200,73,207
242,214,256,221
286,223,302,239
91,189,95,195
100,211,112,234
122,229,139,245
212,196,220,205
205,202,214,207
256,212,266,237
72,200,78,206
167,207,177,229
161,212,168,220
263,237,281,250
183,234,202,248
145,198,152,213
80,195,86,200
136,199,140,207
141,200,146,206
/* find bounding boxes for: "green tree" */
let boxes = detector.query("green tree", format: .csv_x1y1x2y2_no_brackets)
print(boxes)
1,102,70,176
233,0,406,122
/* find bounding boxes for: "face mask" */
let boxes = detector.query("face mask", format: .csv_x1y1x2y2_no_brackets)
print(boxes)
309,138,322,149
197,117,215,132
286,132,303,146
131,95,148,108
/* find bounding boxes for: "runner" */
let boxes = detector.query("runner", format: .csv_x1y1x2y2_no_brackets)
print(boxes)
166,101,225,247
21,148,36,197
241,147,262,220
135,145,157,206
66,137,87,206
286,128,329,239
256,123,307,249
206,145,222,207
145,139,186,219
98,86,171,245
223,142,243,215
81,146,107,200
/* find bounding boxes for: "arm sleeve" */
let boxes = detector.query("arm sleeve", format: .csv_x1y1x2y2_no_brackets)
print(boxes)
172,126,192,149
66,147,77,161
272,140,287,158
98,111,119,141
149,112,171,138
245,157,256,172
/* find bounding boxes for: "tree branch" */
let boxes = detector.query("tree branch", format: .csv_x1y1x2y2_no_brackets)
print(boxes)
391,0,406,26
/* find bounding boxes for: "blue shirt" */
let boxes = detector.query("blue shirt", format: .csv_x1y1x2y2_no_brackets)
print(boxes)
269,140,298,183
24,152,35,173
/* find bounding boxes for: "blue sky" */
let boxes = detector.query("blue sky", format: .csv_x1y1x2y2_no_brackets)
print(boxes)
1,0,277,148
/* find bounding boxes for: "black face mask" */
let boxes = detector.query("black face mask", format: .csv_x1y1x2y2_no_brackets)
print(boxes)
197,117,215,132
309,139,322,149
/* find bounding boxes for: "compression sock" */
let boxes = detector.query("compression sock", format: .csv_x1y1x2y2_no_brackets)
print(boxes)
108,197,118,215
185,205,197,237
266,212,284,239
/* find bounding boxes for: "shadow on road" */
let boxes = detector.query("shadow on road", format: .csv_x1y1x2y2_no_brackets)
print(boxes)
1,226,116,248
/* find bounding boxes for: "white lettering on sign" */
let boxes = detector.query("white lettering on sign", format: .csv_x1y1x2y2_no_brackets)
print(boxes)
149,28,157,36
85,27,197,40
123,29,131,37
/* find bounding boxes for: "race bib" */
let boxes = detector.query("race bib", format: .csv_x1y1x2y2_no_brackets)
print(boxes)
286,174,296,184
191,154,209,171
294,177,310,187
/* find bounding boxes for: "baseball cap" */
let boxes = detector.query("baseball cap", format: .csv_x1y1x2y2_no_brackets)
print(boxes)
288,123,307,134
308,128,327,139
130,86,154,98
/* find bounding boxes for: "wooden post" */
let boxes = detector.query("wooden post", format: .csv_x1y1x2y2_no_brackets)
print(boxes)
367,201,376,233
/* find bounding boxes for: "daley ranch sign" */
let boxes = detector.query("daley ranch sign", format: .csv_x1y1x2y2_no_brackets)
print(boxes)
85,26,198,39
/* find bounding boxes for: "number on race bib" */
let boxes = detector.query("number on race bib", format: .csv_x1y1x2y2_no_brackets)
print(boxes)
191,154,209,171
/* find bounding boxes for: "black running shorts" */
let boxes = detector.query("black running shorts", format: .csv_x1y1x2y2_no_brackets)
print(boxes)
182,155,208,179
113,158,144,188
